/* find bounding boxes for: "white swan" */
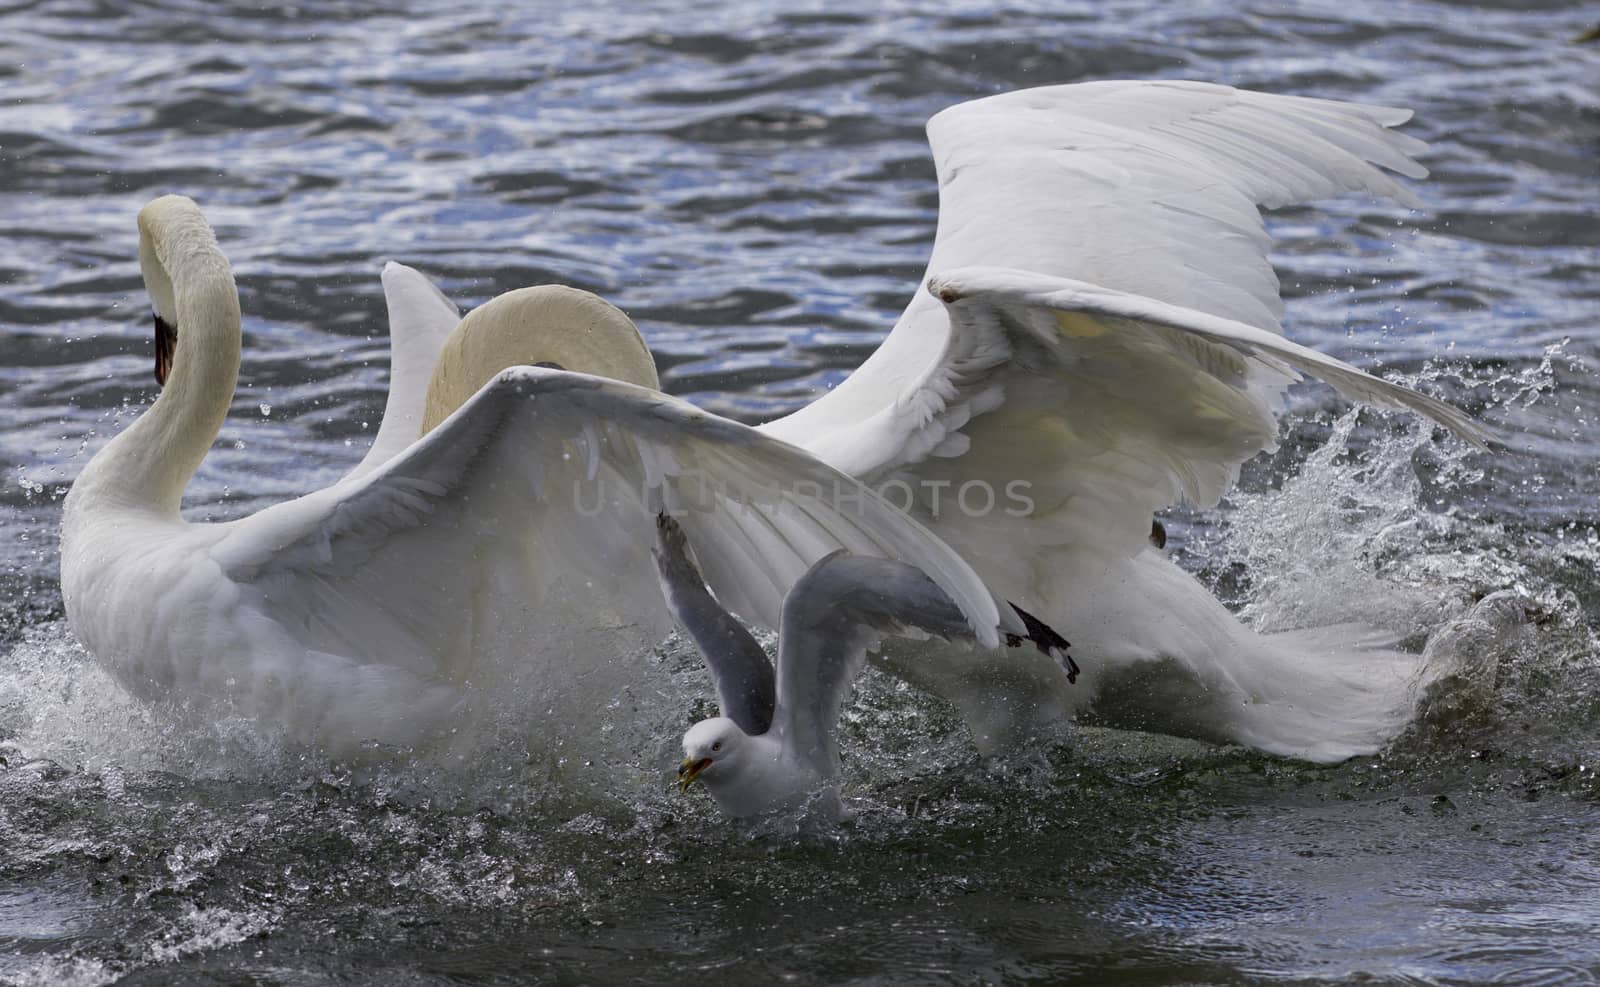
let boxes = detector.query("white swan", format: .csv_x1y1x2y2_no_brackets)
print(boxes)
753,81,1497,762
59,196,1035,766
392,80,1496,763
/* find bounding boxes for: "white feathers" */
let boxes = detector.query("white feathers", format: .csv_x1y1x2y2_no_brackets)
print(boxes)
66,81,1499,777
62,199,1018,763
748,80,1494,763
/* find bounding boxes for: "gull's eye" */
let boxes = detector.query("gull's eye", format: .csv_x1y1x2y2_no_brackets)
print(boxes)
711,741,722,752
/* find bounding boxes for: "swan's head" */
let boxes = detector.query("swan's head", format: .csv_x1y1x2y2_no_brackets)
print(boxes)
136,195,229,386
421,284,659,432
137,196,194,386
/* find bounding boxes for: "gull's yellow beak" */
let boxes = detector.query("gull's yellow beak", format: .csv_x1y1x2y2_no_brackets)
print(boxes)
678,757,712,793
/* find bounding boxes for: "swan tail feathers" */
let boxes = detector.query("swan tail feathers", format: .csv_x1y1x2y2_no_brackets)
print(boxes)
1213,623,1425,764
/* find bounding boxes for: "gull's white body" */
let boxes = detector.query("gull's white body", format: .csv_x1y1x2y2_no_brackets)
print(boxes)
387,81,1495,763
59,197,1020,765
681,721,824,820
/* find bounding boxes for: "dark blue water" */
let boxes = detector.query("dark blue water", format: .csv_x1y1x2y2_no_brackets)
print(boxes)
2,2,1597,984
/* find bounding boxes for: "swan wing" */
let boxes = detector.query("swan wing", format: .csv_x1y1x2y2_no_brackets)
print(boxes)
345,262,460,479
209,368,1012,705
772,553,976,771
935,268,1494,449
760,79,1433,455
909,80,1428,331
825,268,1493,593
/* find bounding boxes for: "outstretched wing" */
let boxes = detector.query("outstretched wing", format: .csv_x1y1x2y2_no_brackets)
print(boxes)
763,79,1437,459
346,262,460,479
756,80,1491,603
207,369,1014,747
911,80,1428,332
771,553,979,773
652,512,775,735
771,264,1492,611
924,267,1492,568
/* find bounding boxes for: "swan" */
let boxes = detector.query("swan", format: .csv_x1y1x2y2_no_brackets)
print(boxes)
653,513,1025,821
393,80,1496,763
754,81,1498,762
59,195,1037,767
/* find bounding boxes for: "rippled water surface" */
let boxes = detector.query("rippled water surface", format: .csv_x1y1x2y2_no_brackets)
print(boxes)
2,1,1597,984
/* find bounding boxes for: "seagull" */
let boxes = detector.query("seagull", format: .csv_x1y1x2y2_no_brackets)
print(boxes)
654,513,1070,820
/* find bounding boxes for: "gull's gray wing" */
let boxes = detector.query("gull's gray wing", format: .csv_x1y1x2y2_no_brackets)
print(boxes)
771,553,981,774
653,513,775,735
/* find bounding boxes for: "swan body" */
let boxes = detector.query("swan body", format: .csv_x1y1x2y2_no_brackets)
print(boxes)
390,80,1496,763
60,196,1027,766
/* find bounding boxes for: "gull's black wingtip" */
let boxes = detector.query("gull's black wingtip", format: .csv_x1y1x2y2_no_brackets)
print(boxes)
1006,602,1079,685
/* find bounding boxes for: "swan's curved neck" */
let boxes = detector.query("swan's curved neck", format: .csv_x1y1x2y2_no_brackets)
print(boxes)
73,200,241,517
421,284,658,433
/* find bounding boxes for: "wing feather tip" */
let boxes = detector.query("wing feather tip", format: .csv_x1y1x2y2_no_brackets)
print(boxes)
1453,416,1502,453
926,275,964,304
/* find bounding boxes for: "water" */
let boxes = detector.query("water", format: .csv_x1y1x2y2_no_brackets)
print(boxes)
2,1,1597,983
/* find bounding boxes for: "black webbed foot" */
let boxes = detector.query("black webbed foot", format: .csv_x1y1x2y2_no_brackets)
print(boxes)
1006,603,1078,685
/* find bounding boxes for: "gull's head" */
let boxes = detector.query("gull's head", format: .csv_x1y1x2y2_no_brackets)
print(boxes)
678,716,746,795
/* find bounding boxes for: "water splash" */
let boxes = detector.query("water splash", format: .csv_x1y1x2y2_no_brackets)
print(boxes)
1209,350,1592,638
